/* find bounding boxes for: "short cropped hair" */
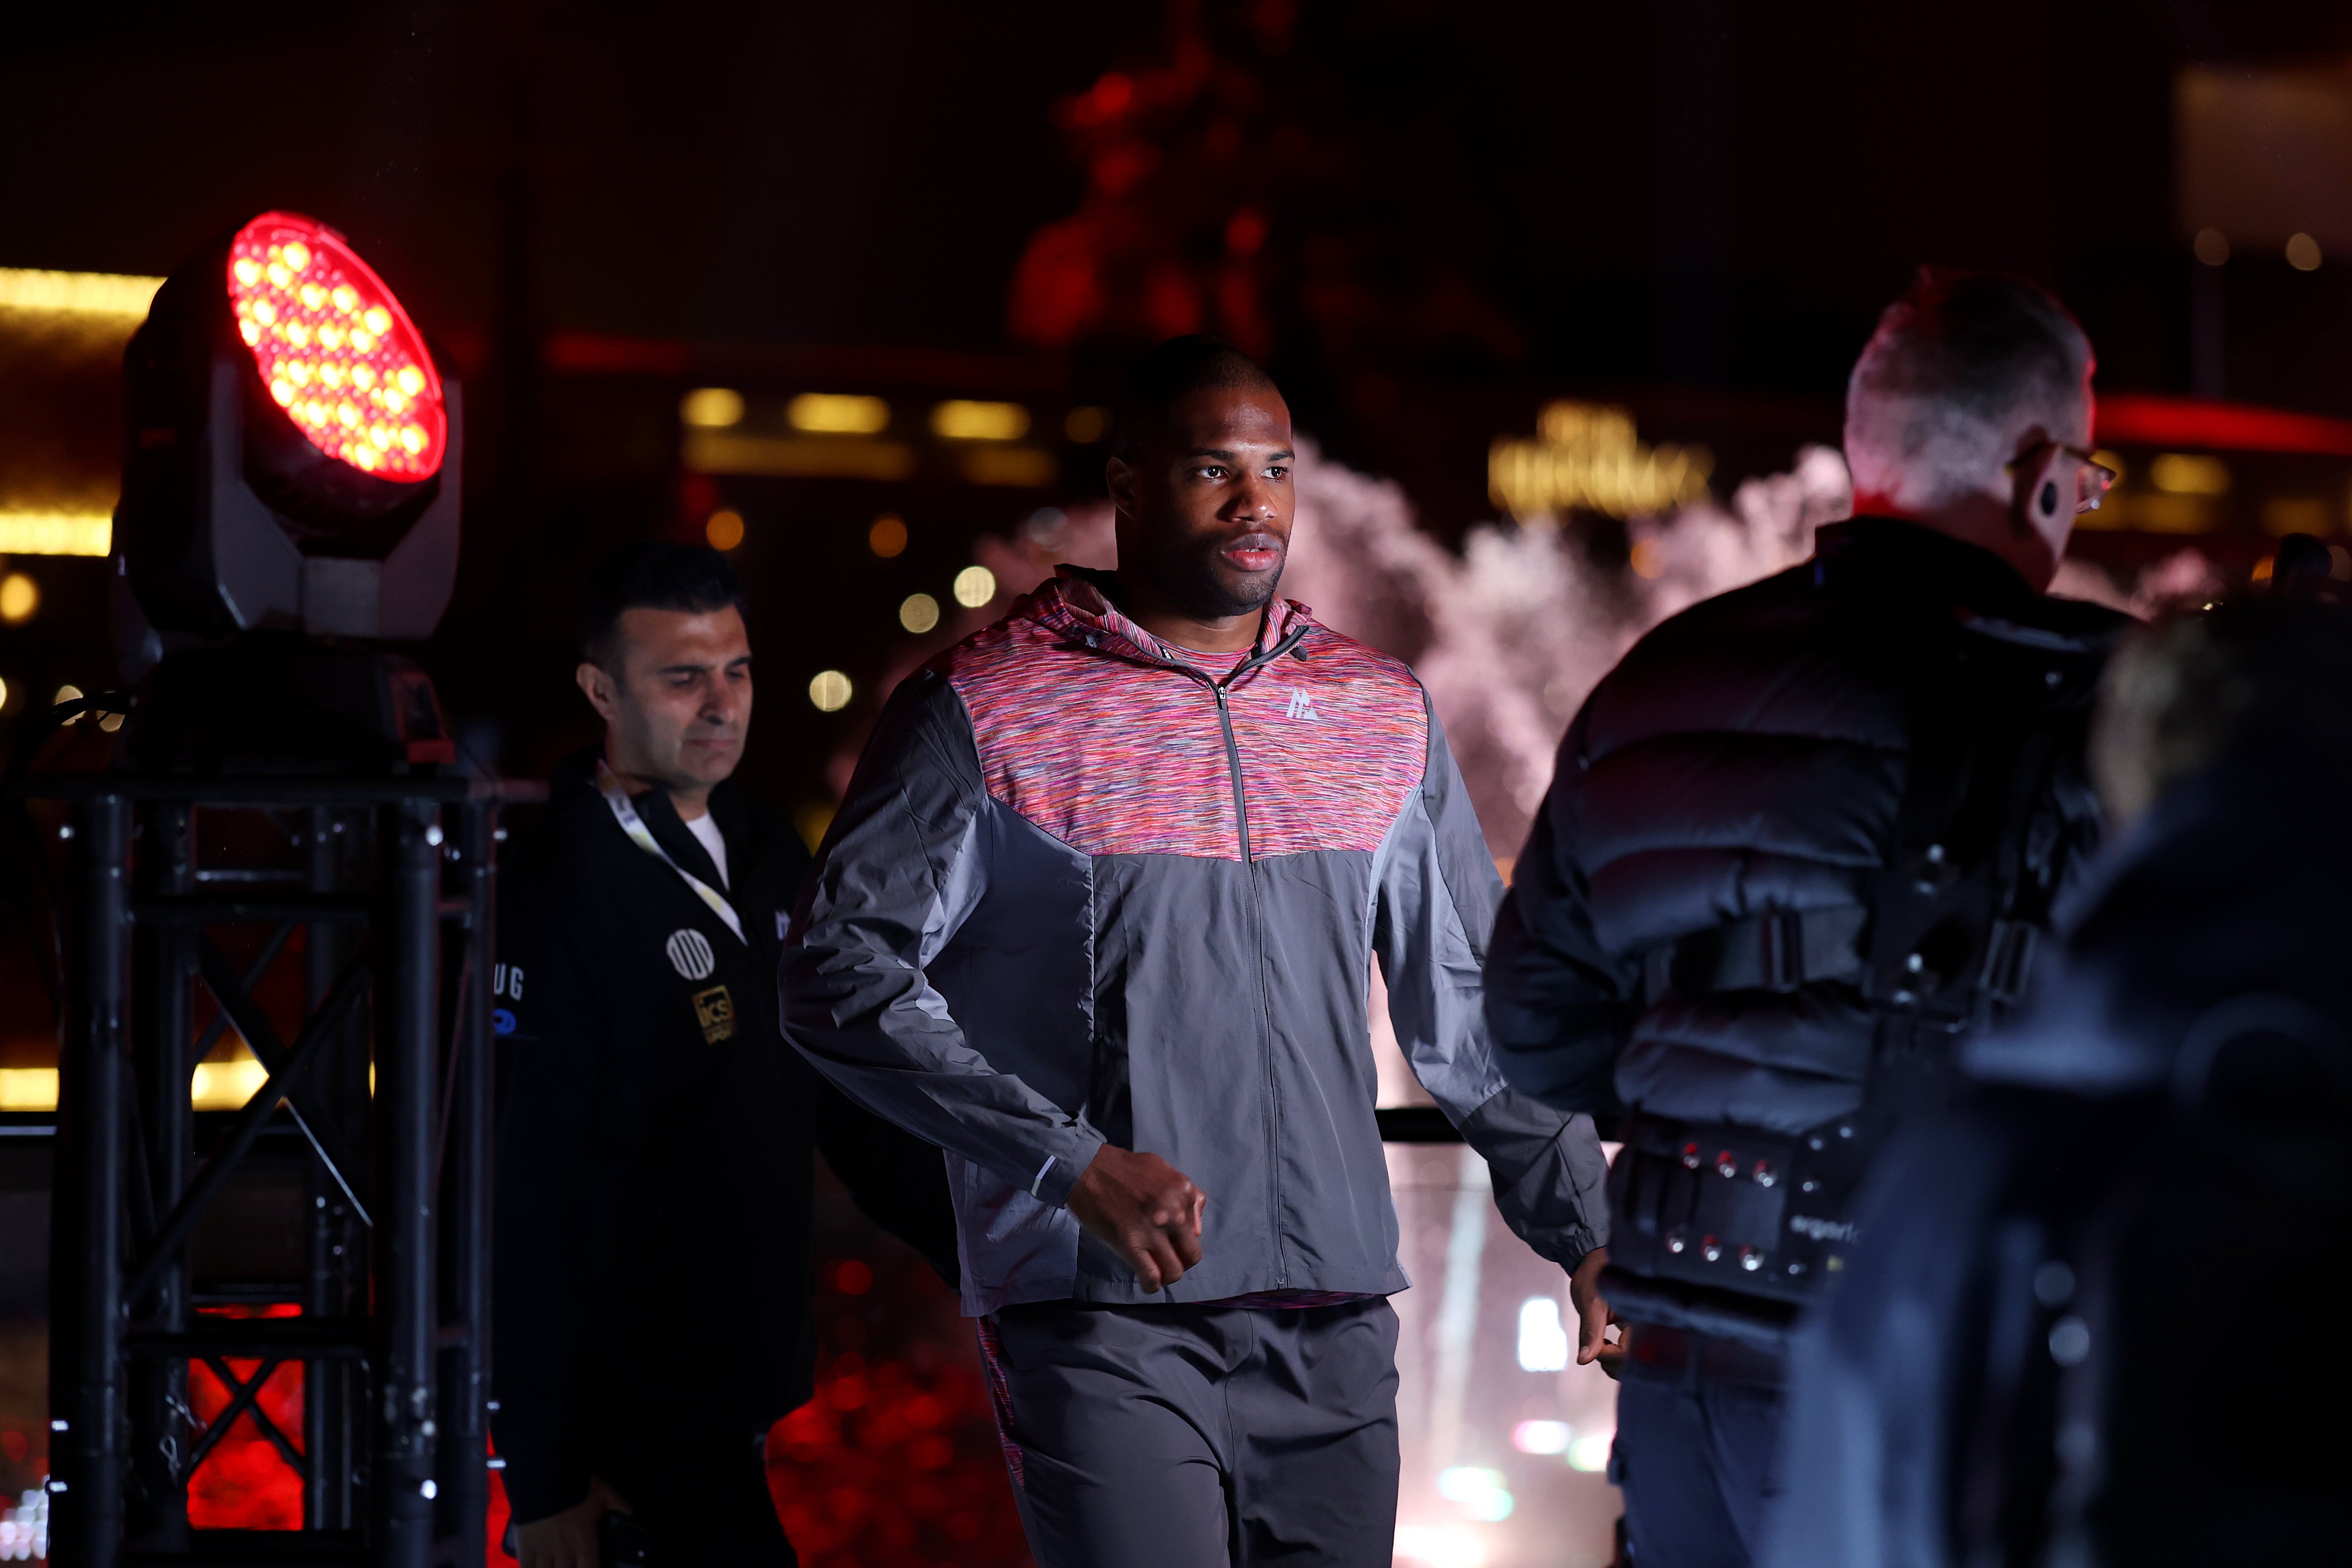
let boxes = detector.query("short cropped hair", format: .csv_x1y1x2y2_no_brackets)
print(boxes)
1844,269,2094,512
578,542,745,670
1109,335,1281,461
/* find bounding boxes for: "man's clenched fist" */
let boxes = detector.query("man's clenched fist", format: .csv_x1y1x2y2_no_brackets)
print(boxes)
1067,1145,1208,1290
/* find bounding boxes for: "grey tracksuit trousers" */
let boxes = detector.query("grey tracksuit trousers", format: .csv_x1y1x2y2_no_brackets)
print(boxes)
977,1299,1401,1568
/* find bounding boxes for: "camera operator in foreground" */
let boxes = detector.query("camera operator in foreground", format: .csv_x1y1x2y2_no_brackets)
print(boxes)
1766,576,2352,1567
780,336,1610,1568
1484,270,2127,1566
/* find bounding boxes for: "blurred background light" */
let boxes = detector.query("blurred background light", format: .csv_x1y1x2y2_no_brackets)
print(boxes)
1510,1419,1571,1456
1063,405,1109,442
0,1069,57,1111
0,576,36,624
680,387,745,428
898,592,940,634
191,1057,269,1111
959,446,1057,487
931,400,1030,441
2194,227,2231,266
0,513,111,557
808,669,853,712
2288,231,2324,271
0,267,163,315
704,507,745,550
1393,1523,1486,1568
2151,452,2231,493
951,565,996,607
788,392,891,434
1436,1466,1514,1522
1567,1428,1613,1473
868,514,909,557
1516,1295,1569,1372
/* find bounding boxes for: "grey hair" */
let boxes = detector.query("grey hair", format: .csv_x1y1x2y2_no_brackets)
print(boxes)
1843,269,2094,512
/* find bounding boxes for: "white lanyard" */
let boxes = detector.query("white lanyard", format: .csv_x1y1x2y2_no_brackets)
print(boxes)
593,760,745,944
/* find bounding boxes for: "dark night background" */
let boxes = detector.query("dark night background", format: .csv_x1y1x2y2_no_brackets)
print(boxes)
4,0,2351,805
6,3,2352,1560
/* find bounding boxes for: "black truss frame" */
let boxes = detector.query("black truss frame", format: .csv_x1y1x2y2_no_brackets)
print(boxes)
17,776,540,1568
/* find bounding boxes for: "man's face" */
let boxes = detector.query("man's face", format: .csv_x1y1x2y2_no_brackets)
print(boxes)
576,605,752,792
1108,384,1296,620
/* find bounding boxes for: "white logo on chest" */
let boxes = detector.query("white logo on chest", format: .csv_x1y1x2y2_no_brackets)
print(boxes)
1284,688,1320,721
665,928,717,980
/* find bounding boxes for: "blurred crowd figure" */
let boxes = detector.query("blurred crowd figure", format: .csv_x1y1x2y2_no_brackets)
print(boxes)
1768,579,2352,1567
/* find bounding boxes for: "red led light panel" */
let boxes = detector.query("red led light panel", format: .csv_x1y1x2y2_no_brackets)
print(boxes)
226,212,446,481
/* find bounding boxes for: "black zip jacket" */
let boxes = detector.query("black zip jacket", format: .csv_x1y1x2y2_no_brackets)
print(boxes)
490,750,958,1525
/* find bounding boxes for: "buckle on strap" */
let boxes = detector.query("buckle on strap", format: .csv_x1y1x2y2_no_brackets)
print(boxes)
1644,905,1869,1005
1757,908,1803,993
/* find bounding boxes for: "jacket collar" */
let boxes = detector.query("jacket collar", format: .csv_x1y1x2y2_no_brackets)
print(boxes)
1814,516,2040,610
1015,565,1313,667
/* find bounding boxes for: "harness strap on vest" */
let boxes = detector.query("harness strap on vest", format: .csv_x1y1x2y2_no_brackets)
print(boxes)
1642,904,1870,1006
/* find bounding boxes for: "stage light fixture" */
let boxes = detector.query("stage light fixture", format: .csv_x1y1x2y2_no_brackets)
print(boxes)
118,210,462,650
111,211,463,771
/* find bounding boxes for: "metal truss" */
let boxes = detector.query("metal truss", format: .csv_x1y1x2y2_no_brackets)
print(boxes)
15,776,538,1568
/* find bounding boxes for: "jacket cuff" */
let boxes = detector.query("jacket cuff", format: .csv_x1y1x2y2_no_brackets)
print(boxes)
1029,1124,1107,1209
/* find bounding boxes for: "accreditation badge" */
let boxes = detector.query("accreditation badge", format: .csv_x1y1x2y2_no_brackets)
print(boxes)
691,983,737,1043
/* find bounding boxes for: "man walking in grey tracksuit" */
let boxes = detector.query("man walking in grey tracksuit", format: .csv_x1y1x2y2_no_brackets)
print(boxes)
779,335,1610,1568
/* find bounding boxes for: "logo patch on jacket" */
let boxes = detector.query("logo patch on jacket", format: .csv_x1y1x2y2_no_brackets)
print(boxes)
691,983,736,1043
666,928,717,980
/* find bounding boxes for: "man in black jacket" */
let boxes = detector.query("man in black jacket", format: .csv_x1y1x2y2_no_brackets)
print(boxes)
1484,271,2126,1567
493,544,957,1568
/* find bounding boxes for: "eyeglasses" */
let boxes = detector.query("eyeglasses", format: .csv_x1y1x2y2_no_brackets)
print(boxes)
2007,441,2118,514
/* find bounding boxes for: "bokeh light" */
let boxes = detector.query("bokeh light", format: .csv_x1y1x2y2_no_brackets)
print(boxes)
808,670,853,712
899,593,940,634
951,566,996,608
227,212,445,480
0,575,36,623
681,387,745,428
931,400,1029,441
705,508,746,550
789,393,891,435
869,515,909,558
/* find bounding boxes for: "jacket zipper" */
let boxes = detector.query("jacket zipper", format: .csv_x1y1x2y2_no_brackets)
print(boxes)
1091,621,1309,1289
1207,626,1307,1287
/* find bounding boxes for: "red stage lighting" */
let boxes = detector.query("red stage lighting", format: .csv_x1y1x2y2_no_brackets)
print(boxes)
226,212,447,482
118,210,462,653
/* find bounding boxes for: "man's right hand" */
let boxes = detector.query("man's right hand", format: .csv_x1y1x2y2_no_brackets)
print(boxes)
515,1475,630,1568
1067,1144,1206,1290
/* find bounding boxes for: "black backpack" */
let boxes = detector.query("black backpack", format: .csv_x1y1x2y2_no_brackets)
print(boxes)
1602,601,2111,1349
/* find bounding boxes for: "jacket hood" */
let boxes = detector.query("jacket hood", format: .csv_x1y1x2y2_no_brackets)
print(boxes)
1013,565,1316,666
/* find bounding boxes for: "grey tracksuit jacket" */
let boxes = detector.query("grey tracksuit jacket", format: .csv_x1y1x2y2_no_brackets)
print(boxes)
778,569,1610,1315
